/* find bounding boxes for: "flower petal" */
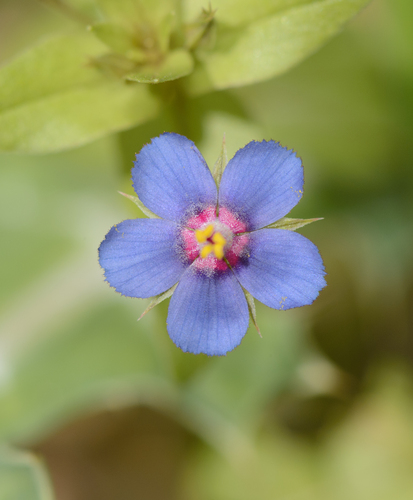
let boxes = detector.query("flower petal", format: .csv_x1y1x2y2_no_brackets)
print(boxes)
132,133,217,222
234,229,326,309
219,140,303,230
99,219,187,298
167,268,249,356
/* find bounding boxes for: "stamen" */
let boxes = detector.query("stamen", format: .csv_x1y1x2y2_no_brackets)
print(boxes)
213,244,224,260
212,232,226,246
195,224,214,243
201,244,214,259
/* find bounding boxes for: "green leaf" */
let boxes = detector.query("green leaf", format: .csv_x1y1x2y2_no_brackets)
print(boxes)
38,0,95,24
97,0,179,30
0,448,54,500
0,30,162,153
183,0,314,28
212,134,228,187
0,81,159,153
267,217,323,230
125,49,194,83
96,0,145,25
187,0,371,92
0,32,107,114
118,191,160,218
89,22,136,53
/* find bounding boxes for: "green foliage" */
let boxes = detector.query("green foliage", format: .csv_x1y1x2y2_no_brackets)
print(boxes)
0,0,370,153
89,22,137,53
96,0,179,29
184,369,413,500
183,0,315,27
0,32,106,112
0,81,159,153
187,0,372,92
0,31,159,153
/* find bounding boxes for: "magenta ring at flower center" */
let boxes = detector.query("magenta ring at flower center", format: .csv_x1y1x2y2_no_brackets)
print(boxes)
180,206,250,272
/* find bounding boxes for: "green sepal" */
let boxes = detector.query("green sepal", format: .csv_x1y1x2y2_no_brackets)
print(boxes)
125,49,194,83
267,217,323,231
138,283,178,321
118,191,160,219
212,134,228,187
243,288,261,337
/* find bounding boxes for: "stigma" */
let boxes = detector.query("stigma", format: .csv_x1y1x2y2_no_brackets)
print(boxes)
195,224,227,260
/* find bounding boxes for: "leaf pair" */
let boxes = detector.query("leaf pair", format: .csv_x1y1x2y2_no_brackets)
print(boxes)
0,0,371,153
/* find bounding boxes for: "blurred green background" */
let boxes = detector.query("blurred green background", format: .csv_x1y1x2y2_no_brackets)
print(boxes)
1,0,413,499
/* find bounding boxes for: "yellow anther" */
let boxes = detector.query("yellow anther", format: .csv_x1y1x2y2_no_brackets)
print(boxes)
200,244,214,259
213,244,224,260
212,232,226,246
197,228,227,260
195,224,214,243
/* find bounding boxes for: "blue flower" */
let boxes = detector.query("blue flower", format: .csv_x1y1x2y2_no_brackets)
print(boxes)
99,133,326,356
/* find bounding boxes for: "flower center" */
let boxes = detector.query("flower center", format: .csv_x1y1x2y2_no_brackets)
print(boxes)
195,224,227,260
180,206,249,274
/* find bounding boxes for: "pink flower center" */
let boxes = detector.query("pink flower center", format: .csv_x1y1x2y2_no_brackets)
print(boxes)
181,206,250,273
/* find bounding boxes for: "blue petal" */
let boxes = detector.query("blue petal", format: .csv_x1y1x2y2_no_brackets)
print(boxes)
132,133,217,222
234,229,326,310
167,268,249,356
219,140,303,230
99,219,187,298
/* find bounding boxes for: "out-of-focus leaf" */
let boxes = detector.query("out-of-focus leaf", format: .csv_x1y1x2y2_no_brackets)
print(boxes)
96,0,178,29
188,0,371,92
184,313,305,430
0,301,174,444
0,81,159,153
0,448,54,500
184,0,314,28
96,0,145,25
126,49,194,83
232,23,394,184
183,367,413,500
267,217,323,230
0,30,162,153
89,22,136,53
43,0,100,22
0,32,106,113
